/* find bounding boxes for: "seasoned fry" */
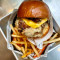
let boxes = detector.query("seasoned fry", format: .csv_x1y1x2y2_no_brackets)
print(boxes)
30,42,39,57
12,41,25,44
10,42,21,50
10,24,16,34
44,38,60,44
11,34,24,38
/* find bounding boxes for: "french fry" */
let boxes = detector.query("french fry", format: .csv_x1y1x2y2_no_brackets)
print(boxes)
23,38,27,53
10,42,21,50
14,27,21,35
30,42,39,57
11,34,24,38
21,50,33,58
33,45,47,58
17,38,21,41
27,49,33,51
10,24,16,34
27,42,31,47
43,33,58,45
25,42,27,53
21,47,25,54
50,33,58,40
12,41,25,44
44,38,60,44
11,42,25,54
13,37,17,41
14,27,18,33
22,52,31,58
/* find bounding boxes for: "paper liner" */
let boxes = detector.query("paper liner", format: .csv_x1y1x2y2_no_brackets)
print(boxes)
7,9,54,60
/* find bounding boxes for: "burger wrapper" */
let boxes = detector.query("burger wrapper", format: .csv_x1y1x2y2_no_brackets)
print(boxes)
7,9,54,60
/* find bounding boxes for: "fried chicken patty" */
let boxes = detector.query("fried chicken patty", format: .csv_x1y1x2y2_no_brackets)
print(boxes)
15,19,49,38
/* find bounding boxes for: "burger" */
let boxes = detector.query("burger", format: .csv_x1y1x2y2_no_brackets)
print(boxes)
15,1,51,39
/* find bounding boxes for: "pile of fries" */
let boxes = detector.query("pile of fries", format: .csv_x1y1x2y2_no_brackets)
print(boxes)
10,24,60,58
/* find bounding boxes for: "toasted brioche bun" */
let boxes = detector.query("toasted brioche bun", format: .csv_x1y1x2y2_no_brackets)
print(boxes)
17,1,50,19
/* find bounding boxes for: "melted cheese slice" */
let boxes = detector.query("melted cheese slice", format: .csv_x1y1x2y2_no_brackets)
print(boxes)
22,18,47,28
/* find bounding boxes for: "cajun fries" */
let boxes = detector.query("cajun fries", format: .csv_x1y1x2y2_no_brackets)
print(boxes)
10,24,60,58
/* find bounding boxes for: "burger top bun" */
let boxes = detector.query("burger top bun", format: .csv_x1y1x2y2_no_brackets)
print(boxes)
17,1,50,19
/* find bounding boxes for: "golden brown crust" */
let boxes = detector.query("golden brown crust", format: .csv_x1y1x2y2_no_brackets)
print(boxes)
17,1,50,19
